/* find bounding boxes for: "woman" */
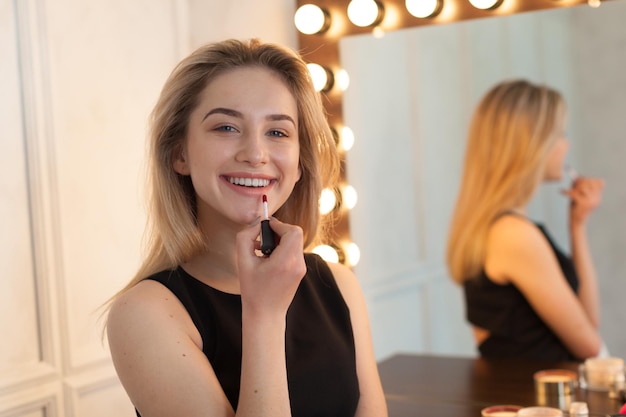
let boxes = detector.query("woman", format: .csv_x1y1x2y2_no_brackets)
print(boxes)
446,79,605,361
105,39,387,417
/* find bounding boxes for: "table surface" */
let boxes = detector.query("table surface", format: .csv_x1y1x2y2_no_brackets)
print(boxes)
378,354,625,417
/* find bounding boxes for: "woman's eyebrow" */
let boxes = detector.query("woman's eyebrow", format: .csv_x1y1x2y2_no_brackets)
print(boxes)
267,114,296,127
202,108,296,127
202,107,242,122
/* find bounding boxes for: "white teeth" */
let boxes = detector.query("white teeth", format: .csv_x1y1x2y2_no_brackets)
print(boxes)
228,177,270,187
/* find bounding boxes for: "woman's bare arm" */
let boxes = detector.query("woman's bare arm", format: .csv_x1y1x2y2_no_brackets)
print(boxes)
329,262,388,417
565,176,604,328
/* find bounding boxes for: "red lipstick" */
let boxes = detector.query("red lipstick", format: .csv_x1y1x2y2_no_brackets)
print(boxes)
260,195,276,255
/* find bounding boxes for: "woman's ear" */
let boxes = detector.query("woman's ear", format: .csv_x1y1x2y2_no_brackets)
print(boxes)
173,146,190,175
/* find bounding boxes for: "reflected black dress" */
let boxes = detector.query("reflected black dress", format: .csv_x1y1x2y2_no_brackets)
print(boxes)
137,253,360,417
464,223,580,361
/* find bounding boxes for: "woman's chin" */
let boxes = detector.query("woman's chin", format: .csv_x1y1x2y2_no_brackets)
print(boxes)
240,212,263,226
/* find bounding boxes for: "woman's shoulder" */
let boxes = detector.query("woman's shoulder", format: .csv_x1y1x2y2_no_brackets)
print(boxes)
485,214,553,283
323,259,365,307
325,259,357,284
488,213,543,245
107,276,201,348
303,252,352,280
109,278,173,317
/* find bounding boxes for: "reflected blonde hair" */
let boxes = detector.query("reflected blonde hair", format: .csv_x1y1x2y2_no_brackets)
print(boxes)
105,38,339,309
446,79,565,284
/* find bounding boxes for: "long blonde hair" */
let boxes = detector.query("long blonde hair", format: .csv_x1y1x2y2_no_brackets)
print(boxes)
446,79,566,284
106,39,339,306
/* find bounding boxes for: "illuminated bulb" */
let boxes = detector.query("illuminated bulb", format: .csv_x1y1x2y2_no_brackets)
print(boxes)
468,0,503,10
588,0,601,7
307,63,334,92
340,126,355,151
312,244,339,263
294,4,331,35
341,185,358,210
319,188,337,215
372,27,385,38
343,242,361,267
405,0,443,18
336,69,350,91
347,0,385,27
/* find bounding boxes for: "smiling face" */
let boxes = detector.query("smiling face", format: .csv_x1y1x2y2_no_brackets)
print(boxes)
173,66,301,229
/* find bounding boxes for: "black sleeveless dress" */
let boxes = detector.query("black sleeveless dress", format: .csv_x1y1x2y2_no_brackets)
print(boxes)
138,252,360,416
464,223,580,361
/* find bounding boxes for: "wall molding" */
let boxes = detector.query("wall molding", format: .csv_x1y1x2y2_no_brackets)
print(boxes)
0,381,62,417
14,0,65,376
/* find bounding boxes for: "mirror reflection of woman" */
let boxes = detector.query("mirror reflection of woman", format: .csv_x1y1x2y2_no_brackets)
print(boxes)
447,79,605,361
105,39,387,417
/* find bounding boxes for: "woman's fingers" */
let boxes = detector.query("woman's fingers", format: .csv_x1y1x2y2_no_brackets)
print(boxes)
565,177,605,224
236,218,306,316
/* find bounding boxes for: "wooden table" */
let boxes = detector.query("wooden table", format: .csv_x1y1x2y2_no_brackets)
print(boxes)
378,354,625,417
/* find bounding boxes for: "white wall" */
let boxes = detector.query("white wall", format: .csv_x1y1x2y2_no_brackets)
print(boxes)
570,3,626,361
341,3,626,361
0,0,294,415
187,0,297,48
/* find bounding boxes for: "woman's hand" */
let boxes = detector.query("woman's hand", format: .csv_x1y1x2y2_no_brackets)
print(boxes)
563,176,605,227
236,218,306,319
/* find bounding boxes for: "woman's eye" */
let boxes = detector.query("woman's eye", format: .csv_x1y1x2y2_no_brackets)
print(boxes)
268,129,287,137
215,125,237,133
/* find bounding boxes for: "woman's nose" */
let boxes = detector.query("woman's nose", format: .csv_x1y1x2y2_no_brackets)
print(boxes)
235,131,268,166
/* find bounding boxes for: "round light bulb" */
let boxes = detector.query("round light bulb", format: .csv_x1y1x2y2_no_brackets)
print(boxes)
336,69,350,91
307,63,333,92
319,188,337,215
347,0,384,27
294,4,330,35
588,0,601,7
341,185,358,210
343,242,361,267
468,0,503,10
372,26,386,39
312,244,339,263
340,126,355,151
405,0,443,18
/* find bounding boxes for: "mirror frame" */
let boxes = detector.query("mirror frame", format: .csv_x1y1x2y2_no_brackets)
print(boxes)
295,0,617,252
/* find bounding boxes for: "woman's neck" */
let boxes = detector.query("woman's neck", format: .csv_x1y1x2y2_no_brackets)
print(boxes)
181,228,242,294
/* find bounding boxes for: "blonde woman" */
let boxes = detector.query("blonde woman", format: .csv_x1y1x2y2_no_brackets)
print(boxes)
105,39,387,417
447,79,605,361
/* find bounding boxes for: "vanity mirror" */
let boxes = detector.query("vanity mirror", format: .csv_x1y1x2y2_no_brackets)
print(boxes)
297,0,626,359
